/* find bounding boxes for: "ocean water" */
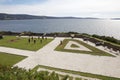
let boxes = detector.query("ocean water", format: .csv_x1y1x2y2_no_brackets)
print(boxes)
0,19,120,39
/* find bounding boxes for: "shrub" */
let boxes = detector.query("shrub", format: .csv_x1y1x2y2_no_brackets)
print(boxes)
0,35,3,39
92,34,120,45
0,65,69,80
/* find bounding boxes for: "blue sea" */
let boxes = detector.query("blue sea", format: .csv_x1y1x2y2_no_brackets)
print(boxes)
0,19,120,39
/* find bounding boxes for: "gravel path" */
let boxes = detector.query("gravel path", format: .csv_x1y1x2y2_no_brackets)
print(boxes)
0,37,120,79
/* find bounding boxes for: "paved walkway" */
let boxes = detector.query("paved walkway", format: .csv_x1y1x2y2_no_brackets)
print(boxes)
0,46,35,56
0,37,120,79
38,68,100,80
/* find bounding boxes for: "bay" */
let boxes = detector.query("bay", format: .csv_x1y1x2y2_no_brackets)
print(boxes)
0,19,120,39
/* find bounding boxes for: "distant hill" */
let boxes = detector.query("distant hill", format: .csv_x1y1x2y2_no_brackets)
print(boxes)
0,13,99,20
111,18,120,20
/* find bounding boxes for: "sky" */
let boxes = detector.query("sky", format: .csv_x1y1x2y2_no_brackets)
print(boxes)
0,0,120,18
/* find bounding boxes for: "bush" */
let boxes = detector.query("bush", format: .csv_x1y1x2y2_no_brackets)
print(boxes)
92,34,120,45
0,65,69,80
0,35,3,39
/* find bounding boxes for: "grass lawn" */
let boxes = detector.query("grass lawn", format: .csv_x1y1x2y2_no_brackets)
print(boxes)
0,36,53,51
55,39,114,57
34,65,120,80
0,52,26,66
71,44,79,48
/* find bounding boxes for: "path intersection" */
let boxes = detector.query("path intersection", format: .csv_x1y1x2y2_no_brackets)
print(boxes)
0,37,120,79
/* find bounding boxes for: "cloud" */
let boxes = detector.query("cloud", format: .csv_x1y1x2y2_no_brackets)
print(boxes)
0,0,120,18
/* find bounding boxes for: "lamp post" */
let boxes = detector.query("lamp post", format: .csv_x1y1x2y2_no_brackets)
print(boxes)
42,33,46,39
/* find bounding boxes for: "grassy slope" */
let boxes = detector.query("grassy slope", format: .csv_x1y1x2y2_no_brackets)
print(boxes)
94,37,120,47
55,39,114,57
0,52,26,66
0,36,53,51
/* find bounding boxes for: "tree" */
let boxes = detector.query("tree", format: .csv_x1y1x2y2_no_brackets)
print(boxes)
0,35,3,39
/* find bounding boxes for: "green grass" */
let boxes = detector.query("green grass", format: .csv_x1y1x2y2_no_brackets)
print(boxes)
0,52,26,66
55,39,114,57
75,78,82,80
34,65,120,80
71,44,79,48
0,36,53,51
